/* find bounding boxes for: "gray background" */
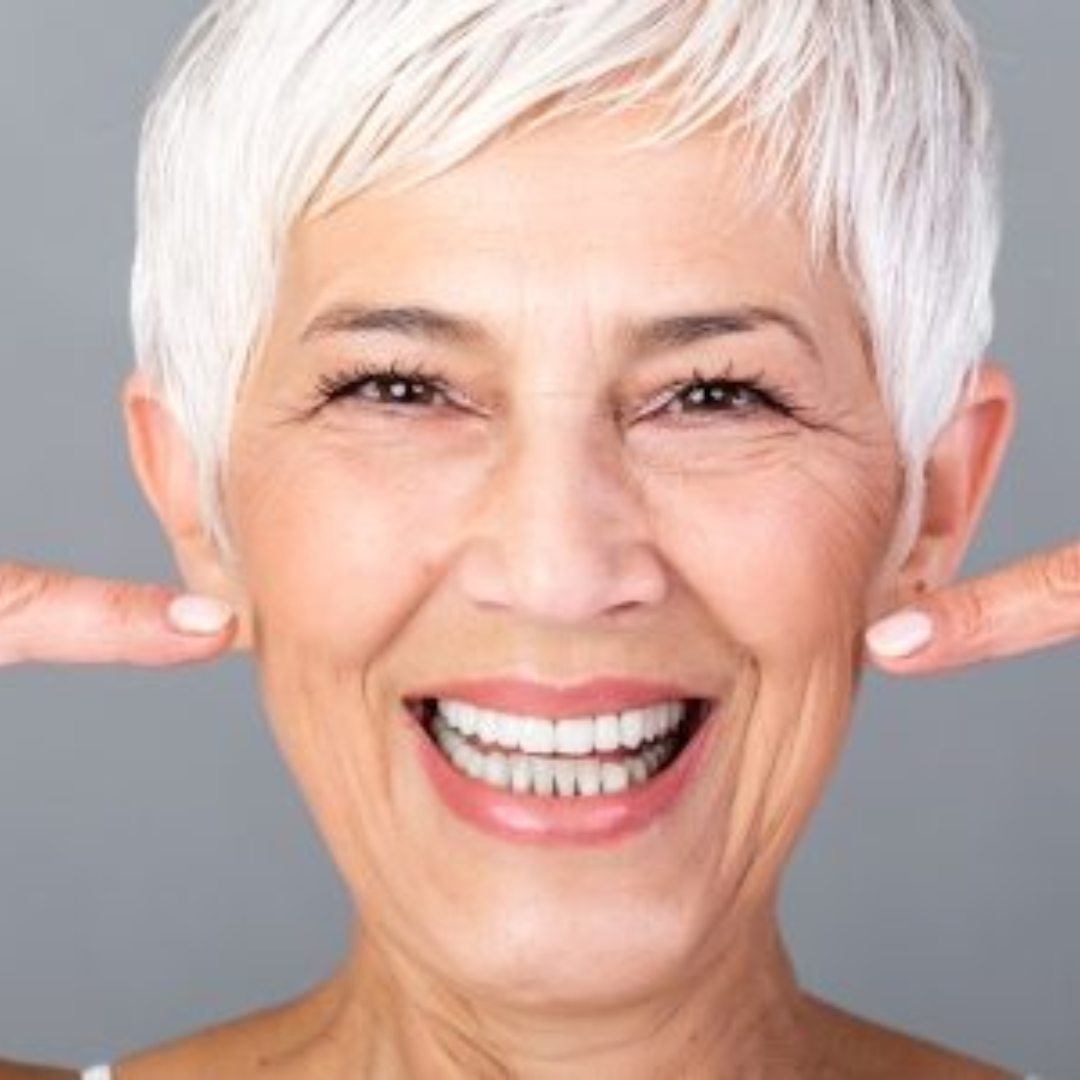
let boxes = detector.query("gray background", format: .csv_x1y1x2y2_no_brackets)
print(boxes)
0,1,1076,1074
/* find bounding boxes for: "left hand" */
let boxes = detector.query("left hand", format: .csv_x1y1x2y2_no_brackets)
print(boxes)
865,540,1080,672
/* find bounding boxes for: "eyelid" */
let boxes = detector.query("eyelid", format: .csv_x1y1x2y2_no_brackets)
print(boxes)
630,364,798,422
311,359,484,415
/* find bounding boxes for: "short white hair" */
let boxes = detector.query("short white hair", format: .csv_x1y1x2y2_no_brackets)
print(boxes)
132,0,999,541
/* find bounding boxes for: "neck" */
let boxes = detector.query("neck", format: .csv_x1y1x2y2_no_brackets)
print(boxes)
306,909,823,1079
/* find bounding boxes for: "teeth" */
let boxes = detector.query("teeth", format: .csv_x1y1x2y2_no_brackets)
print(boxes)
478,711,499,746
577,759,601,797
595,714,620,752
521,717,556,754
531,757,555,797
483,752,510,790
619,709,646,749
554,719,593,755
428,703,698,799
438,700,688,756
442,700,479,737
601,762,629,794
509,754,532,794
554,759,577,797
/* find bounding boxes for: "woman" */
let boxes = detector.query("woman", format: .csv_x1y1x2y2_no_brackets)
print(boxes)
0,0,1076,1076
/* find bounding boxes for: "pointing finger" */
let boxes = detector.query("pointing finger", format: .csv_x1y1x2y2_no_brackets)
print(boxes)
0,562,236,668
865,541,1080,673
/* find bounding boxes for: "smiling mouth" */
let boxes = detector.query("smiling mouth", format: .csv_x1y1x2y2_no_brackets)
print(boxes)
412,698,710,798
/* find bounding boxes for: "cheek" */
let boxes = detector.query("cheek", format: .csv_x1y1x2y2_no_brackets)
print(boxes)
225,432,488,660
644,445,901,659
640,450,901,874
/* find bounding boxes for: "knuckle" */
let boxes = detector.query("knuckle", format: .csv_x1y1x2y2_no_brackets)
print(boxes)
99,580,145,627
948,582,991,641
0,562,56,622
1037,544,1080,601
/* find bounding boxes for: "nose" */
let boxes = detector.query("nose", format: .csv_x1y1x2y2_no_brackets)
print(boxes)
452,403,670,624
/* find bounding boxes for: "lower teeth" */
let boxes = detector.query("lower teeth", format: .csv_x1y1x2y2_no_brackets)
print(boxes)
430,715,682,797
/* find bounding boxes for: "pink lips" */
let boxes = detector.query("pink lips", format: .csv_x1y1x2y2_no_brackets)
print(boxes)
407,678,716,845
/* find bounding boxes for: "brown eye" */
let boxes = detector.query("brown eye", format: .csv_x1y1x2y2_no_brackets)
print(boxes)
315,364,453,409
669,378,777,415
351,373,445,406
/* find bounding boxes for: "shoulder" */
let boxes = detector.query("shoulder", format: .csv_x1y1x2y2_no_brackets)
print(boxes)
112,980,342,1079
805,995,1015,1079
0,1064,78,1079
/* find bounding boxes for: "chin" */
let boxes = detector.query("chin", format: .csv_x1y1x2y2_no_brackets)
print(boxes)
408,879,715,1011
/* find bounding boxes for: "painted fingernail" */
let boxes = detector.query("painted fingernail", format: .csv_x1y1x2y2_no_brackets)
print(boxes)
167,595,234,636
866,610,934,659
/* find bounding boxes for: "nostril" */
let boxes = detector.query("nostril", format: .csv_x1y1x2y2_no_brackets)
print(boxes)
453,532,669,624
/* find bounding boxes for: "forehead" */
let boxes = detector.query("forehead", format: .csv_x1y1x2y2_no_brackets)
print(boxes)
277,114,859,350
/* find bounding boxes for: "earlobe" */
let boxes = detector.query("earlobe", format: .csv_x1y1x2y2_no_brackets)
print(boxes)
122,372,253,649
892,362,1016,604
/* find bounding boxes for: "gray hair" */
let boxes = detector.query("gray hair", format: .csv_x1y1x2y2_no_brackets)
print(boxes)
132,0,999,541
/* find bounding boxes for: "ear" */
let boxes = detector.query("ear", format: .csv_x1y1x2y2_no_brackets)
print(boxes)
887,362,1016,610
123,372,253,650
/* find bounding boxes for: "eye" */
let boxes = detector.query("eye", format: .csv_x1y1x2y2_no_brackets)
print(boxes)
314,362,455,410
640,368,800,422
669,378,774,414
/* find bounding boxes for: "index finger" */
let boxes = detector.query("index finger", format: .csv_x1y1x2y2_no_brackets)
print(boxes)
866,542,1080,673
0,562,236,667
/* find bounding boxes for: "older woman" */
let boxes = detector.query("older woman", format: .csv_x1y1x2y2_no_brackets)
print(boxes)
0,0,1076,1076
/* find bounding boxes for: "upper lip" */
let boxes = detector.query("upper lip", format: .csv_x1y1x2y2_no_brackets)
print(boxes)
405,677,712,720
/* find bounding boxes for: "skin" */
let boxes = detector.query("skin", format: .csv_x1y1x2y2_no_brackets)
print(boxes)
0,112,1048,1076
869,542,1080,671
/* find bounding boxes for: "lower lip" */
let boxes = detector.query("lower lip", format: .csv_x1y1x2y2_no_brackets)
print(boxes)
411,705,717,845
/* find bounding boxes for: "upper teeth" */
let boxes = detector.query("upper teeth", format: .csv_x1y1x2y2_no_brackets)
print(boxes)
437,700,686,756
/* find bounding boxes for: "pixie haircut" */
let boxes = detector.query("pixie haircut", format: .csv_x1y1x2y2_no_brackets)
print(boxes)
133,0,998,539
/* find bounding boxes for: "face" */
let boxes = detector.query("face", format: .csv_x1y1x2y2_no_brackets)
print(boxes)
222,114,902,1009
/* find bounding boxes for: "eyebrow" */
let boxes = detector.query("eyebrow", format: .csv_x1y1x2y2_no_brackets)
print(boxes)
301,304,486,346
624,307,821,365
300,302,820,364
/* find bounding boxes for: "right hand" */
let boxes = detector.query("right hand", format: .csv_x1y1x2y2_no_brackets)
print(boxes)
0,562,235,667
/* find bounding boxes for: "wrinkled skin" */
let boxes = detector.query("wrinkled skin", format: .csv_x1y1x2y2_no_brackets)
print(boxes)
113,114,1012,1077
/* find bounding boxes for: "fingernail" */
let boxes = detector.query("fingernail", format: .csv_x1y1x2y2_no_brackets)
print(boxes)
866,610,934,659
167,595,234,636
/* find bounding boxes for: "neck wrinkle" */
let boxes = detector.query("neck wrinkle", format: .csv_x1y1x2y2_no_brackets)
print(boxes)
317,911,820,1079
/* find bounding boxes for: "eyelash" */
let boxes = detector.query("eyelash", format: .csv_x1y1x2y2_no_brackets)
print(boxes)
642,364,803,422
309,359,804,422
313,360,459,411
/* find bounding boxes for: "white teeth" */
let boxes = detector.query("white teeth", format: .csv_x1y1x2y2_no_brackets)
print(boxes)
594,714,620,752
644,710,661,741
576,759,601,797
494,714,518,750
437,700,689,755
521,717,556,754
477,711,499,746
483,752,510,789
601,762,629,794
464,747,485,780
442,700,479,737
619,709,646,749
554,760,577,797
429,706,698,799
450,741,472,773
531,757,555,797
509,754,532,794
555,718,593,755
427,699,703,798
